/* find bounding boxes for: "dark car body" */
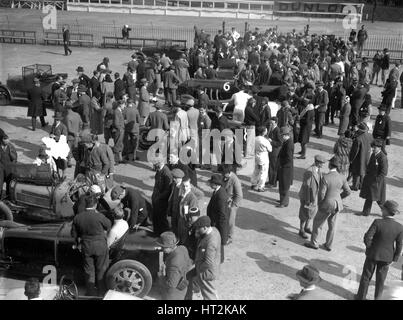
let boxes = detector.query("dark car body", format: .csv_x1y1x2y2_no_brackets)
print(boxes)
0,222,161,296
0,64,67,106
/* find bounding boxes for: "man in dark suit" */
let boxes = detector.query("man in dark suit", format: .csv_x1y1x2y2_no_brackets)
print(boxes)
305,157,351,251
89,70,102,99
356,200,403,300
112,100,125,163
359,139,388,216
152,157,173,235
163,66,181,108
207,174,230,261
211,106,229,132
123,101,140,163
277,127,294,208
62,25,72,56
110,185,149,228
313,81,329,138
27,77,47,131
113,72,126,101
0,133,17,199
145,103,169,131
372,104,392,155
267,117,282,188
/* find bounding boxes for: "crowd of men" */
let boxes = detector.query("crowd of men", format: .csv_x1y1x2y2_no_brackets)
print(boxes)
1,22,403,301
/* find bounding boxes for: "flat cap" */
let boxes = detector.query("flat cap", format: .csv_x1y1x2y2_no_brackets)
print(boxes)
314,154,327,163
192,215,211,229
171,168,185,178
381,200,399,215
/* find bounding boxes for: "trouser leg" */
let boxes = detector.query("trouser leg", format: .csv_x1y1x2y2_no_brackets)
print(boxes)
356,257,376,300
374,261,390,300
94,248,109,296
40,116,46,126
310,210,330,247
196,275,219,300
362,199,373,215
83,253,97,296
300,143,306,157
31,117,36,131
325,212,337,249
0,167,4,199
258,163,268,189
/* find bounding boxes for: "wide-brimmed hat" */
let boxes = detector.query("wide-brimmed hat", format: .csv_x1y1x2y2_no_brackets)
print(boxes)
156,231,179,248
76,66,84,72
296,265,321,286
381,200,400,216
208,174,223,186
80,134,93,144
316,81,324,87
181,94,195,107
371,139,384,148
140,78,148,84
280,126,291,135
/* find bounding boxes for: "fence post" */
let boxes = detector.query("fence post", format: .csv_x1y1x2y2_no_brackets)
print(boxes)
244,22,248,34
222,21,225,33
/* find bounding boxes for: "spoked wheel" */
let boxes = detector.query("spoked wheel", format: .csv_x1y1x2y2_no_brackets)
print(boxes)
105,260,152,298
0,87,10,106
56,275,79,300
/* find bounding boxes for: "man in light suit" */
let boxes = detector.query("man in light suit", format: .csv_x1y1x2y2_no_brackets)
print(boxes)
298,155,325,239
305,156,351,251
356,200,403,300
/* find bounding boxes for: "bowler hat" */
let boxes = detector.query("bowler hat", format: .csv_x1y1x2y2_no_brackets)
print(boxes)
314,154,326,163
296,265,321,286
379,104,387,111
279,126,291,135
140,78,148,84
208,174,223,186
371,139,384,148
156,231,179,248
381,200,400,215
316,81,324,87
192,215,211,229
172,168,185,179
76,66,84,72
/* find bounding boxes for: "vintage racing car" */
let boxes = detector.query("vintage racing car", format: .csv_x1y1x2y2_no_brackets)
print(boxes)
0,220,161,298
0,64,67,106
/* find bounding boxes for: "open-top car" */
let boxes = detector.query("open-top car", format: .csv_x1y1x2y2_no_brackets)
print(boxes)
0,220,161,298
0,64,68,106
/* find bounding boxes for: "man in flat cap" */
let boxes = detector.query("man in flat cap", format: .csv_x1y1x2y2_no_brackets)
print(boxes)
157,231,192,300
358,139,388,216
277,126,294,208
27,77,48,131
372,104,391,155
356,200,403,300
305,156,351,251
298,155,326,239
185,216,221,300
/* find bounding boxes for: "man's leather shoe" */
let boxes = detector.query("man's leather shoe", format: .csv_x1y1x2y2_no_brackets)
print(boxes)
297,156,306,159
299,231,309,239
304,242,319,250
322,244,332,252
276,204,288,208
304,228,312,234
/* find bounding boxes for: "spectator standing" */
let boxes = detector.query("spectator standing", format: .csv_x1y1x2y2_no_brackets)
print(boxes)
123,100,140,163
297,102,315,159
251,126,272,192
338,96,351,136
313,81,329,139
304,157,351,251
358,139,388,216
62,25,72,56
355,200,403,300
333,130,353,178
121,25,131,40
371,51,382,86
27,78,48,131
357,25,368,58
112,100,125,164
138,78,150,125
372,104,391,154
277,126,294,208
381,48,390,86
267,116,282,188
0,133,17,199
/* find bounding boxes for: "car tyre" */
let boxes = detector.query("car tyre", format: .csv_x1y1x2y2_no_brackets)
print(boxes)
0,87,11,106
0,201,13,221
105,259,152,298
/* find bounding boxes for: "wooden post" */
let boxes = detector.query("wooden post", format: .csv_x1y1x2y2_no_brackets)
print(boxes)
244,22,248,34
222,21,225,33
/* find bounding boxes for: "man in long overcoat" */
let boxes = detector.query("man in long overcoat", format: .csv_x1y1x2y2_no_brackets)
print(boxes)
359,139,388,216
338,95,351,136
173,54,190,84
27,78,47,131
277,126,294,208
349,122,373,190
372,104,391,155
298,155,325,239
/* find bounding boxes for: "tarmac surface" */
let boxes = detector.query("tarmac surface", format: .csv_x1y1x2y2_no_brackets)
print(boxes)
0,35,403,300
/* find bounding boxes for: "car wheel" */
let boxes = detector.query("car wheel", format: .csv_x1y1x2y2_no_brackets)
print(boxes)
0,201,13,221
0,87,11,106
105,259,152,298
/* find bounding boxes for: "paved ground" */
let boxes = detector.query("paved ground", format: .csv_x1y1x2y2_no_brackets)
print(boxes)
0,40,403,300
